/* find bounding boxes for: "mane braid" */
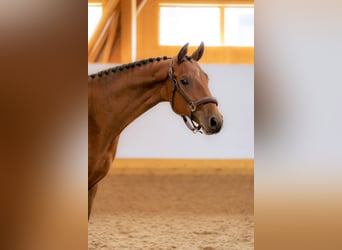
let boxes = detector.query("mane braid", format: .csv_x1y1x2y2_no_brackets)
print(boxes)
88,56,171,79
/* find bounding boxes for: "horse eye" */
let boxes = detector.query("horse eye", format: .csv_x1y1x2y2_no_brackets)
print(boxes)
180,78,189,85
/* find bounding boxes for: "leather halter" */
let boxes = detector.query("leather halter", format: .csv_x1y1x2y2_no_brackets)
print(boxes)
168,59,218,133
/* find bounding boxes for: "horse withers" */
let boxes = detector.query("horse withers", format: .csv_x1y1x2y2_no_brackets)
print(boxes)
88,42,223,218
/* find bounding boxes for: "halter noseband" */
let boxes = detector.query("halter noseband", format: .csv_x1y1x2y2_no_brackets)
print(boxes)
168,60,218,133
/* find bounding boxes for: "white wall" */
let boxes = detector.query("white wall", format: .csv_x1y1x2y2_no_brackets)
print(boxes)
88,64,254,159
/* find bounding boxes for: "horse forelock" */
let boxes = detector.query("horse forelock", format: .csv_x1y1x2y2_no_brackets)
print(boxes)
88,56,171,79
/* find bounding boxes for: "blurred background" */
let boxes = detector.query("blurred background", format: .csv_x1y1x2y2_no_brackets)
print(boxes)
255,1,342,249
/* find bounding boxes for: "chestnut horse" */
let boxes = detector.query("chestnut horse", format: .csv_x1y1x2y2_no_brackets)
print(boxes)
88,43,223,218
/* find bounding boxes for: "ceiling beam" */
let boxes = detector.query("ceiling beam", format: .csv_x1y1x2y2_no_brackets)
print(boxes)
88,0,119,54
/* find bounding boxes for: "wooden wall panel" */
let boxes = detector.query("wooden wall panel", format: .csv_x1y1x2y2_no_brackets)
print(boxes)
110,158,254,175
121,0,136,63
137,0,159,59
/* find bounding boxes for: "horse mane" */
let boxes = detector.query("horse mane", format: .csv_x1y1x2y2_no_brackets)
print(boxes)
88,56,177,79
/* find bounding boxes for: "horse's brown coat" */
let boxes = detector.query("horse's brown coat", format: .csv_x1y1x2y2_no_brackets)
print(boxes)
88,43,223,218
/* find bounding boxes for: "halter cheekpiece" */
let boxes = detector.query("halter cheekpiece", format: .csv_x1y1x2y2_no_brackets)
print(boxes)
168,59,218,133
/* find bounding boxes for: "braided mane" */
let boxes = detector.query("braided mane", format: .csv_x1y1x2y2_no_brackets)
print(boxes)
89,56,172,79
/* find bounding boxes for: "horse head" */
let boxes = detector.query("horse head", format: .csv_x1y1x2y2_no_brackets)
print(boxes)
168,42,223,134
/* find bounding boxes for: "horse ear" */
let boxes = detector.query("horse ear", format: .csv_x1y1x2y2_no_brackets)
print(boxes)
177,43,189,64
191,42,205,61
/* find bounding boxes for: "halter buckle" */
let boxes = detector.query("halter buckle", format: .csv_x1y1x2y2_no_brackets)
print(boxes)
190,103,196,112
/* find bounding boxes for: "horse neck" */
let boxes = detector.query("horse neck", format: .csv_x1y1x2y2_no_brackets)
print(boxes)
89,58,172,138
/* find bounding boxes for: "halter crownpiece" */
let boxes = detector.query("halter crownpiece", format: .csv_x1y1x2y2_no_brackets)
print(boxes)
168,59,218,133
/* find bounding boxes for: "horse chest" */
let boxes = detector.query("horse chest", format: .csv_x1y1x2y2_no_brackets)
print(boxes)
89,154,112,184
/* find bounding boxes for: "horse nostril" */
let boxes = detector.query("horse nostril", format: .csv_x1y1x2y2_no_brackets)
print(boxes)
209,116,218,130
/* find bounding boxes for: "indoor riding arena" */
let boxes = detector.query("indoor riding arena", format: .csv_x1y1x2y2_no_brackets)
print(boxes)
88,0,254,249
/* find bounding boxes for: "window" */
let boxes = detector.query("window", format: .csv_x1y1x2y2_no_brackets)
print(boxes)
159,5,254,47
88,4,103,41
224,8,254,46
159,7,221,46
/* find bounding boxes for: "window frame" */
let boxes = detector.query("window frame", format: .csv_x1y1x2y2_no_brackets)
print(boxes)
137,0,254,64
